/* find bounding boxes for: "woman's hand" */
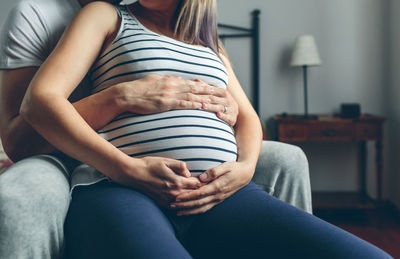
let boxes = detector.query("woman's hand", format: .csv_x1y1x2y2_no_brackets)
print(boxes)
202,79,238,127
168,161,254,216
121,156,205,208
115,74,238,126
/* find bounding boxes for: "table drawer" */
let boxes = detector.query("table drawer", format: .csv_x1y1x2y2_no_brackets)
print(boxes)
308,123,353,141
278,124,306,142
356,123,382,140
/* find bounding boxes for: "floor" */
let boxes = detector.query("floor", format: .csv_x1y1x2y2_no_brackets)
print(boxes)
314,206,400,258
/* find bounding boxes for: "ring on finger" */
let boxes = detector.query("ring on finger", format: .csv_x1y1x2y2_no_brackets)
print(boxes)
223,106,228,113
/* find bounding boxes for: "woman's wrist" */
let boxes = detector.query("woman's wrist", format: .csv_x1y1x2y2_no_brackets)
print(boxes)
236,158,257,180
237,154,258,169
110,154,144,186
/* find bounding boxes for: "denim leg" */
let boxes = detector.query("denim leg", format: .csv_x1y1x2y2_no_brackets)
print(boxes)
64,181,193,259
185,182,391,259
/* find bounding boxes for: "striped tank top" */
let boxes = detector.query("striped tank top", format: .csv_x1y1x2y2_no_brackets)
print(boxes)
90,5,237,176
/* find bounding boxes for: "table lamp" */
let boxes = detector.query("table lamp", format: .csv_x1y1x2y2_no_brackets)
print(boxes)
290,35,321,118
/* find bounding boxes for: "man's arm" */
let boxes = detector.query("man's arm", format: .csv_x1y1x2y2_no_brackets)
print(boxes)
0,67,124,162
0,68,51,161
0,67,238,162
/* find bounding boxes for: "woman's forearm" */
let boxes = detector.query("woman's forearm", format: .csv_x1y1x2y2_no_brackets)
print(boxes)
218,52,262,174
20,93,135,182
234,112,263,172
16,2,140,179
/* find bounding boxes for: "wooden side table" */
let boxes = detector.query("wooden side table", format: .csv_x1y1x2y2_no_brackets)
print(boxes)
274,114,385,209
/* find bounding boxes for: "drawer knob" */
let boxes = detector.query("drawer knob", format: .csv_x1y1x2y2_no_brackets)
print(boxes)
288,130,296,137
321,128,338,137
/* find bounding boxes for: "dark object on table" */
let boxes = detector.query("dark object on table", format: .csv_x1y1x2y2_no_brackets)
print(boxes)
340,103,361,119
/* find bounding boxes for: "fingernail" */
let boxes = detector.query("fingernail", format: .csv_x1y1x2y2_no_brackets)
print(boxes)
170,204,176,208
199,173,208,181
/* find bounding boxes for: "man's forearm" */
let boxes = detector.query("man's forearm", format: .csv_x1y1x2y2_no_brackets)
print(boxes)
3,74,234,160
1,115,55,162
72,83,126,131
2,83,126,161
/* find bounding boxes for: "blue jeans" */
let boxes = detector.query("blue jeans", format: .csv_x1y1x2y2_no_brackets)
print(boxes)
64,181,391,259
0,141,312,259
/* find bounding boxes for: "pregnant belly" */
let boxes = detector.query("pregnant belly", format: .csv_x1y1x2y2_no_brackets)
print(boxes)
98,109,237,175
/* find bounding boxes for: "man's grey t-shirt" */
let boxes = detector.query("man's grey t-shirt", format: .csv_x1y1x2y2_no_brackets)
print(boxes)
0,0,88,172
0,0,81,69
0,0,91,101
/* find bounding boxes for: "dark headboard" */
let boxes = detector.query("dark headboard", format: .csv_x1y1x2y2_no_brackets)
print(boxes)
218,10,261,115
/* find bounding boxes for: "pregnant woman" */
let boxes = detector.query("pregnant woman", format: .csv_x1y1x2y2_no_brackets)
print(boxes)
21,0,391,258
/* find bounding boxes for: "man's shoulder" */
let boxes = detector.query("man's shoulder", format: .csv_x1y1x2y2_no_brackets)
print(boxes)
11,0,70,16
12,0,80,29
0,0,80,69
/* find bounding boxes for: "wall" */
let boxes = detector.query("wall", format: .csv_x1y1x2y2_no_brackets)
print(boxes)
388,0,400,208
217,0,389,195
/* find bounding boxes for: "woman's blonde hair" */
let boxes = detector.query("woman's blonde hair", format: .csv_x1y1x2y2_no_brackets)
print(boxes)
174,0,220,55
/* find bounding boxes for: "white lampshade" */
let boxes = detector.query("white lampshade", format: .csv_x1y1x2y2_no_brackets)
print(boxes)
290,35,321,67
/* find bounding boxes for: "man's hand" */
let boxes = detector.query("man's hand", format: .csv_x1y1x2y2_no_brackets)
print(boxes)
116,74,239,126
168,161,254,216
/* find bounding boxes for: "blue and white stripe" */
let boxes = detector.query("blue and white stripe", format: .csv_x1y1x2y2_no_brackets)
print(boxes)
90,6,237,175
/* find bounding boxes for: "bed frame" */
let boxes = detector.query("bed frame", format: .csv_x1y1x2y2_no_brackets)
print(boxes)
218,9,261,115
